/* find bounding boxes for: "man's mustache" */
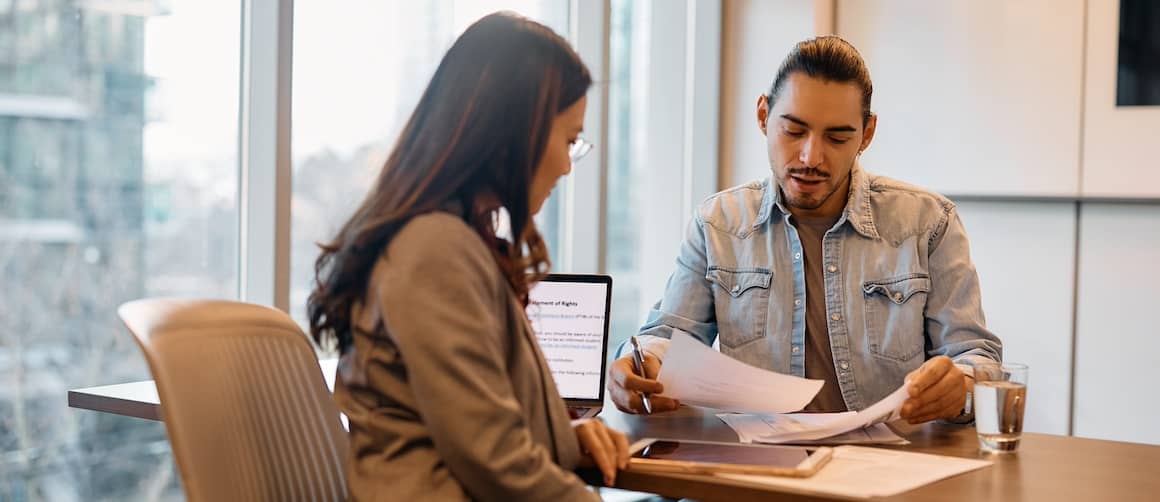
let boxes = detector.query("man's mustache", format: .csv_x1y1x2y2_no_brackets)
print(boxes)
785,167,830,178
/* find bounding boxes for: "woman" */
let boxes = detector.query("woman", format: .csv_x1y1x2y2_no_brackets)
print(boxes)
307,12,628,501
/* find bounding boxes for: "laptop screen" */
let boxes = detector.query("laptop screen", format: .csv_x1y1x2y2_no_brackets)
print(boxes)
526,275,611,401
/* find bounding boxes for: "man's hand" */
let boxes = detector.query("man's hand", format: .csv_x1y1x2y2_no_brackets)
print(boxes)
607,352,680,414
900,356,970,424
574,419,629,486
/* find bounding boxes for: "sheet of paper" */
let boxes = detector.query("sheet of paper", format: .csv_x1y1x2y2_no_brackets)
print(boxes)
795,424,906,446
717,446,991,499
656,331,823,414
714,385,910,443
718,413,908,445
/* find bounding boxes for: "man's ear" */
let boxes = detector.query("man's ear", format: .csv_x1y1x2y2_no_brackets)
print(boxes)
860,113,878,153
756,94,769,136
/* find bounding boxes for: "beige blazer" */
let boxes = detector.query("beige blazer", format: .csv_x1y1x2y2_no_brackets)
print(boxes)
334,211,598,501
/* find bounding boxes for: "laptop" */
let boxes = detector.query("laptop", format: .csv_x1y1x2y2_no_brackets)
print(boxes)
526,274,613,419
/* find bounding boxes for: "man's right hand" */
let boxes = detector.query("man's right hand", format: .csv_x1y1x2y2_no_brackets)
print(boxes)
608,352,681,414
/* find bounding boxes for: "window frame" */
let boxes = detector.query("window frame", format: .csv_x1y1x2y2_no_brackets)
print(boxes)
238,0,293,310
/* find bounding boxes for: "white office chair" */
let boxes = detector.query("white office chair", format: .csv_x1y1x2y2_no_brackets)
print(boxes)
118,298,349,501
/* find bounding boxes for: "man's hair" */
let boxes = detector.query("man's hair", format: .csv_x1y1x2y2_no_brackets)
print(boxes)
767,36,873,125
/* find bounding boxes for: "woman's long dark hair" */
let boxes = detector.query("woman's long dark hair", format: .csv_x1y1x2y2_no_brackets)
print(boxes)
308,12,591,353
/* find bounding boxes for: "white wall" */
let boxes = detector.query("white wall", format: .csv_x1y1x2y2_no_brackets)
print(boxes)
836,0,1085,197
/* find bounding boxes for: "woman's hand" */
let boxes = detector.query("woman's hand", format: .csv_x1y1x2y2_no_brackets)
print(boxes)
574,418,630,486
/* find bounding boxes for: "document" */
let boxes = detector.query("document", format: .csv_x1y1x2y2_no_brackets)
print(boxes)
656,331,823,414
718,413,908,445
716,385,910,444
526,281,609,400
717,446,991,499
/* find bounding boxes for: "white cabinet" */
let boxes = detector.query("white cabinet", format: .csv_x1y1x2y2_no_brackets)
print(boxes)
1073,204,1160,445
1080,0,1160,197
837,0,1085,196
956,201,1076,435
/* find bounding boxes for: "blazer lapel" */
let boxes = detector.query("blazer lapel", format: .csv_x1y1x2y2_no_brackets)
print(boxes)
514,297,583,469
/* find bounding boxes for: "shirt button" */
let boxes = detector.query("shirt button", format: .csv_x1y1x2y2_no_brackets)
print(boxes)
827,265,837,273
794,299,802,306
839,361,850,370
731,285,741,294
792,345,800,354
830,313,841,321
794,252,802,260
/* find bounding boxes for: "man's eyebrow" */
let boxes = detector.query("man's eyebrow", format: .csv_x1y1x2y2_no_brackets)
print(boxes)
779,113,857,133
779,114,809,127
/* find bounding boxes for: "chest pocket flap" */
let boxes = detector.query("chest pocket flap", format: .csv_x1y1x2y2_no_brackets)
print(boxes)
862,274,931,304
707,266,772,297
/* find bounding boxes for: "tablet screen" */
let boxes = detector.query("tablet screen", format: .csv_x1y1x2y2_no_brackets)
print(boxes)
634,440,817,468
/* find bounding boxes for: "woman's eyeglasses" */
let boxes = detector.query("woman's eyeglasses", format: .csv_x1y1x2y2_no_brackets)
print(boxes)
569,137,593,164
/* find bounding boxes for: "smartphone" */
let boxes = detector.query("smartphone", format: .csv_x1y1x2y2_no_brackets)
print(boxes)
627,438,832,478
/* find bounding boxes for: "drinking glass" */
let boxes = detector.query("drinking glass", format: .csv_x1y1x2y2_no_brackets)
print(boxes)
974,362,1029,453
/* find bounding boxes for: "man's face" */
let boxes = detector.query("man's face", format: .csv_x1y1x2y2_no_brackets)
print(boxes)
758,72,876,216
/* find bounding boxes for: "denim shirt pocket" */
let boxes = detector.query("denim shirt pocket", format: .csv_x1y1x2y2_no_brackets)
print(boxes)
862,273,930,362
706,266,772,348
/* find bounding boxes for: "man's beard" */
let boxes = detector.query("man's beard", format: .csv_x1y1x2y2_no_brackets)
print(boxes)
778,162,854,211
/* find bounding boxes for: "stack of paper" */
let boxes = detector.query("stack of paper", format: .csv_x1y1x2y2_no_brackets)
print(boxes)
717,446,991,499
719,413,908,445
719,385,911,444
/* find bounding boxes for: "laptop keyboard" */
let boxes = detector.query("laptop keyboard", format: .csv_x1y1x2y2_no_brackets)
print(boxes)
568,407,591,419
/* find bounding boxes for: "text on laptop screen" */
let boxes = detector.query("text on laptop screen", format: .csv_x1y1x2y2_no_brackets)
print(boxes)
526,281,608,401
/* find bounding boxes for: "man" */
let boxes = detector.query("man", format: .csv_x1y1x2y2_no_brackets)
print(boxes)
609,36,1001,424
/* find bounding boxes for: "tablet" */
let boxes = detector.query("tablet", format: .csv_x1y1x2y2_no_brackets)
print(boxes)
627,438,832,478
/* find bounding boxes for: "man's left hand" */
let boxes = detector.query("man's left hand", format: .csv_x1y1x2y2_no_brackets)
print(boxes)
900,356,970,424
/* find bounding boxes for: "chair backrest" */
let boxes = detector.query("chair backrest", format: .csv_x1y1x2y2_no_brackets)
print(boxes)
118,298,349,502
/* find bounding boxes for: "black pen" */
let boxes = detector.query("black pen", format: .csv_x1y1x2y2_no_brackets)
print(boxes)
629,336,654,414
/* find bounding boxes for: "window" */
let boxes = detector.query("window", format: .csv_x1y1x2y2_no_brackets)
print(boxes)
289,0,571,326
605,0,719,352
1,1,240,499
1,2,722,498
606,0,647,350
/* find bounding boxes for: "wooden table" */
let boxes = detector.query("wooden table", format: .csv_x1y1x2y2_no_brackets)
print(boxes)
69,360,1160,501
601,405,1160,501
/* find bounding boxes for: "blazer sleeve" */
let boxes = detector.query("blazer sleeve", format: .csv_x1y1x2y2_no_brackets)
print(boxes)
370,217,598,502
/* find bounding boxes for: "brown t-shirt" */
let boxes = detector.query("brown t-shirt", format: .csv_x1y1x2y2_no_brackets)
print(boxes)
794,214,848,412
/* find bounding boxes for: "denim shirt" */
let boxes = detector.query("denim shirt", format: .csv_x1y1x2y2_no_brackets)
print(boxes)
634,165,1002,411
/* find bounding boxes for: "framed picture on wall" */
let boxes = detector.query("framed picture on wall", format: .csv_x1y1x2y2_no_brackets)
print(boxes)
1116,0,1160,106
1082,0,1160,197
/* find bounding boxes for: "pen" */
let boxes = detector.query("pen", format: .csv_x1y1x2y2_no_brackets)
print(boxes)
629,336,654,414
